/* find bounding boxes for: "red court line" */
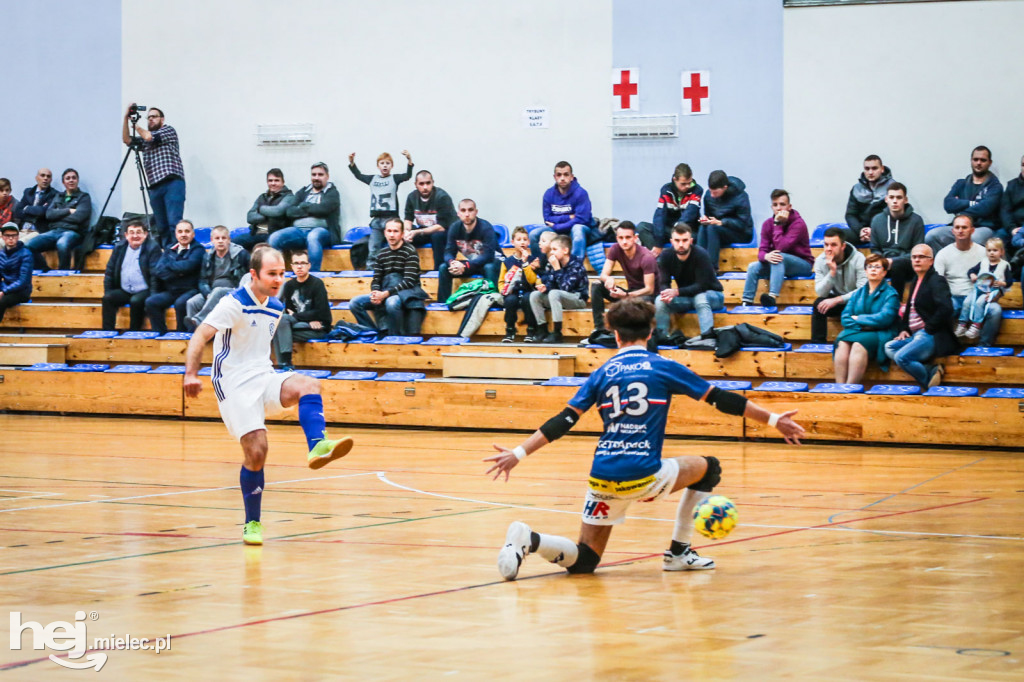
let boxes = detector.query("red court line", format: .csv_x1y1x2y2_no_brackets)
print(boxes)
0,493,986,672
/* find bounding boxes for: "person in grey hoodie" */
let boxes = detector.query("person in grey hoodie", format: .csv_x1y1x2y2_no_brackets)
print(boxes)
812,226,866,342
185,226,251,329
870,182,924,298
844,155,893,245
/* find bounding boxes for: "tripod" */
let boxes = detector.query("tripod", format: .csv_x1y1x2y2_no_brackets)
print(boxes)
97,112,151,242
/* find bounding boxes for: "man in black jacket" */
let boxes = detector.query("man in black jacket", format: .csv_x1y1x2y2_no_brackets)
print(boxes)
14,169,58,236
27,169,92,270
237,168,295,251
102,219,160,331
655,223,723,337
272,250,332,371
883,244,957,388
844,155,893,246
145,220,205,334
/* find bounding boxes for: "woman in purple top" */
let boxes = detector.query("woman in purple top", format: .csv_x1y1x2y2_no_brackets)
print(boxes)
741,189,813,307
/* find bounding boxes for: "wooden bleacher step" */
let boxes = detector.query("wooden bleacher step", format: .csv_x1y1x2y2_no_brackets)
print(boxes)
0,343,67,365
442,352,575,380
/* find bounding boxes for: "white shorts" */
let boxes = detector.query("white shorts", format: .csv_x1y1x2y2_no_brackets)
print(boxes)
216,370,293,441
581,458,680,526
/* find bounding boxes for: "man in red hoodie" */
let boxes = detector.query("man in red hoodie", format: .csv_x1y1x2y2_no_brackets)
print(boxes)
741,189,813,308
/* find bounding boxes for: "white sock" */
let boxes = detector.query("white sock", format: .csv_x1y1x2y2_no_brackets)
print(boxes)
672,489,709,545
535,533,579,568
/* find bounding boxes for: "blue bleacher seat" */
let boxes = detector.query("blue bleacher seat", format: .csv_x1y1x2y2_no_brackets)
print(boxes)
74,330,119,339
117,331,160,339
332,301,351,310
982,387,1024,399
21,363,69,371
338,270,373,277
794,343,833,353
1002,310,1024,319
377,372,426,382
730,305,776,314
492,223,511,247
149,365,186,374
426,302,449,311
923,386,978,397
726,233,758,248
585,242,607,271
743,343,792,352
329,370,378,381
198,367,212,376
781,306,813,315
1018,349,1024,358
924,223,946,234
421,270,439,279
105,365,152,373
375,336,424,345
65,363,110,372
193,227,211,245
960,346,1013,357
718,272,746,280
230,227,249,241
293,369,331,379
423,336,468,345
39,270,78,276
344,226,371,243
542,376,588,386
809,222,847,247
755,381,809,392
866,384,921,395
810,383,863,394
707,380,752,390
156,332,192,340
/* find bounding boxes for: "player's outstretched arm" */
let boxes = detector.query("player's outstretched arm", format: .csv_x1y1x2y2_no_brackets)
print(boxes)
702,387,804,444
484,405,583,481
183,323,217,398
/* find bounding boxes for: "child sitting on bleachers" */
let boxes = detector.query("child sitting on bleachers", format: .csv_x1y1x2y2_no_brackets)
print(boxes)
956,237,1012,341
500,226,540,343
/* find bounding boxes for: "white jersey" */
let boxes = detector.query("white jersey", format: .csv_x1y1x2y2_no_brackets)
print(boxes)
203,284,285,400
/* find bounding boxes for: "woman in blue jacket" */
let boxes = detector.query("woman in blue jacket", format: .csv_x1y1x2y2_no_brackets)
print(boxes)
833,253,900,384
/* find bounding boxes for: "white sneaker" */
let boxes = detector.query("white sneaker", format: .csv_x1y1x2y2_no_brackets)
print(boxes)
662,544,715,571
497,521,532,581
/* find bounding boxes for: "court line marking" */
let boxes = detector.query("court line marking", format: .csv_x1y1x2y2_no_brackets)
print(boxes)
0,489,60,503
376,472,1019,542
0,472,378,514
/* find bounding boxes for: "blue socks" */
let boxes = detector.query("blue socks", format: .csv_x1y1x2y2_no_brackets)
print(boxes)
298,394,327,450
239,466,264,523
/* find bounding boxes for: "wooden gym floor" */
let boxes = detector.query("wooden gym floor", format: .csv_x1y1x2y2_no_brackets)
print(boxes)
1,414,1022,680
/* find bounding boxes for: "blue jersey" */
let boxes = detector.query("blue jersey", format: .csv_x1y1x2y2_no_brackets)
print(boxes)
569,346,710,481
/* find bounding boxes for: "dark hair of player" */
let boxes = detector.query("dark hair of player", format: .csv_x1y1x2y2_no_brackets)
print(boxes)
252,246,284,274
606,298,655,343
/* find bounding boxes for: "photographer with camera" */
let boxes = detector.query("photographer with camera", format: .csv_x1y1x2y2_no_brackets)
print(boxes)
122,103,185,246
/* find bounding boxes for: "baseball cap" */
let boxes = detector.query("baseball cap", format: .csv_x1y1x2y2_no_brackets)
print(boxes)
1,222,19,234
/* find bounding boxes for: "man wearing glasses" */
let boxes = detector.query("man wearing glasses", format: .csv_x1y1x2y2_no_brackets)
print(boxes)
271,251,332,371
123,103,186,246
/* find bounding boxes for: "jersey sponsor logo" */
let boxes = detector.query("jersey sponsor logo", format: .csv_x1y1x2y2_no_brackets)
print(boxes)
268,323,275,336
583,500,611,517
550,203,572,215
588,474,656,495
605,360,652,378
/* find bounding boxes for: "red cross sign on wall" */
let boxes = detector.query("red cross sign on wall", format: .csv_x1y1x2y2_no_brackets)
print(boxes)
612,68,639,111
681,71,710,116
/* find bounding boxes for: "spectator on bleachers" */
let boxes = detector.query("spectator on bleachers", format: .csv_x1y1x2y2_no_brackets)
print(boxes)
101,219,160,331
529,161,596,262
833,254,900,385
927,146,1003,251
529,234,589,343
272,250,332,371
1003,154,1024,254
885,244,956,389
0,179,15,226
956,238,1011,343
698,170,753,272
271,162,340,272
13,169,57,238
350,218,426,337
934,215,989,341
145,220,204,334
811,226,866,343
238,168,295,252
591,221,657,333
637,163,702,256
741,189,812,308
0,223,32,324
437,198,500,302
349,150,414,269
869,182,924,297
124,105,185,246
844,155,893,246
28,168,91,271
185,226,250,330
403,170,455,271
656,223,723,338
498,226,540,343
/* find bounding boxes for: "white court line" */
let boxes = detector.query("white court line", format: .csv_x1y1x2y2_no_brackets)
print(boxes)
0,489,61,503
0,472,378,514
375,472,1024,543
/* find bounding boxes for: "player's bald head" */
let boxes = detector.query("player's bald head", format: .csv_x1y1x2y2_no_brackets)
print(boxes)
252,246,285,275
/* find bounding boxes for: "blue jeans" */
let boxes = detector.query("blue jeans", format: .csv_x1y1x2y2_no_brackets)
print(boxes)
350,293,407,334
742,254,812,301
884,329,937,387
269,227,332,271
529,224,600,260
696,223,749,272
27,229,82,270
148,176,186,245
655,290,724,335
145,288,197,334
366,217,390,269
952,294,1002,346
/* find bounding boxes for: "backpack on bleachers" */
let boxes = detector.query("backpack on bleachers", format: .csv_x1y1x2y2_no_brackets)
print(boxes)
446,278,497,310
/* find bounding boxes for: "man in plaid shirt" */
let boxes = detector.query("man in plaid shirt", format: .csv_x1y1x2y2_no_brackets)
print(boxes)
123,103,186,246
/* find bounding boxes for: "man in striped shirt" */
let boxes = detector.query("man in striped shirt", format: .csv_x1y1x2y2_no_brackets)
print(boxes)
123,104,186,246
350,218,427,335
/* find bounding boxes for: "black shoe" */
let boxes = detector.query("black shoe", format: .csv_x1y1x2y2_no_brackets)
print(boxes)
501,332,515,343
542,331,563,344
759,293,777,308
526,332,545,344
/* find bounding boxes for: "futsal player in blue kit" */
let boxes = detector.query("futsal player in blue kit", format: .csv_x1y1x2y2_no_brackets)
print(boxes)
486,299,804,580
183,246,353,546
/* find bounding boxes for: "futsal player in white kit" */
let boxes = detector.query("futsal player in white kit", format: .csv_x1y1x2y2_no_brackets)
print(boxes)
183,246,352,545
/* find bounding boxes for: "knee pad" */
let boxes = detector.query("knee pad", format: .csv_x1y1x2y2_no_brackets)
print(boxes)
688,456,721,493
566,543,601,575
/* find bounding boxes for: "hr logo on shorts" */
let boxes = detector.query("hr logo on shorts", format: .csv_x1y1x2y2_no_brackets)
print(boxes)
584,500,610,517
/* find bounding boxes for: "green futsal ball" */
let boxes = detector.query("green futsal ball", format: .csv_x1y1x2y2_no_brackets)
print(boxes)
693,495,737,540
